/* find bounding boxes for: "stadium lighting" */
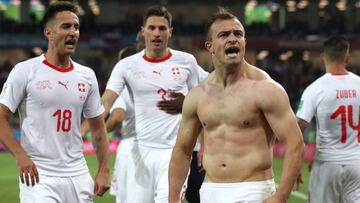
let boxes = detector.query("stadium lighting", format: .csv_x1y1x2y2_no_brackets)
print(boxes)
286,0,296,12
297,0,309,9
319,0,329,9
256,50,269,60
336,0,347,11
303,51,310,61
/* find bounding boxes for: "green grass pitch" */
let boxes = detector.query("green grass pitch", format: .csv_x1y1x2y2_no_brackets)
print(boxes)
0,153,309,203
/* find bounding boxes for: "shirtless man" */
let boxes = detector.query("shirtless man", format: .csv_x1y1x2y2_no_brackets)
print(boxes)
168,8,304,203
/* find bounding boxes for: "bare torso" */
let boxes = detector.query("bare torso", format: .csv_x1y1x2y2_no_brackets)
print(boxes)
197,66,275,183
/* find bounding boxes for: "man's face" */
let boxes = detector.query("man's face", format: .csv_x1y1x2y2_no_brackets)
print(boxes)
142,16,172,53
206,18,246,67
45,11,79,56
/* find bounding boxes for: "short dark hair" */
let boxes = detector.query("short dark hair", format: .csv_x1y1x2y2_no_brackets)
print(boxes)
42,1,77,28
143,5,172,27
205,7,238,40
323,36,350,63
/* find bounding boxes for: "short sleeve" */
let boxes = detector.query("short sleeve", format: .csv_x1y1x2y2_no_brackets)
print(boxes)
0,64,28,113
106,60,127,96
296,86,318,123
82,70,105,118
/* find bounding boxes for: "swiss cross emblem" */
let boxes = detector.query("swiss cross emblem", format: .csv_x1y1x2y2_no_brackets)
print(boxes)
78,83,85,92
172,68,180,75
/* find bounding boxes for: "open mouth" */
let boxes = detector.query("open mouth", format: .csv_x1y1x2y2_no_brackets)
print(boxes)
65,39,76,47
225,46,240,57
152,39,162,44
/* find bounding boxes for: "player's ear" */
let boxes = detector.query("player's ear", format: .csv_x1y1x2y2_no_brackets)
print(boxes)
205,41,213,54
141,26,145,37
43,26,51,40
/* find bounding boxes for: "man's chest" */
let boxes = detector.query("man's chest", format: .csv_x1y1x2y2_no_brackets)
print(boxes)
126,63,192,95
27,73,89,107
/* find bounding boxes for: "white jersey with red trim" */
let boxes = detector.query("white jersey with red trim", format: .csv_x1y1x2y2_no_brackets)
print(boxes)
296,72,360,163
0,55,104,176
110,87,135,139
106,49,200,148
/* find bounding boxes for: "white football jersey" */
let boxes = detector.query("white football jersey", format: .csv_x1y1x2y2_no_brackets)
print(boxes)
106,49,200,148
110,87,135,139
296,72,360,163
0,55,104,176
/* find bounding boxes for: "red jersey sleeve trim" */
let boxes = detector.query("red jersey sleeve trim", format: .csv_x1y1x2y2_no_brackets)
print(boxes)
43,60,74,72
143,52,172,63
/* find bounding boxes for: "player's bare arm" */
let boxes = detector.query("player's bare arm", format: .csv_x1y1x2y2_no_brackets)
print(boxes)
169,87,203,203
106,108,126,132
0,104,39,186
88,114,110,196
102,89,119,117
259,80,304,203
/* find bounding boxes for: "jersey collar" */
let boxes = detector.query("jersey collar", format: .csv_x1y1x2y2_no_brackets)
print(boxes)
43,59,74,73
143,52,172,63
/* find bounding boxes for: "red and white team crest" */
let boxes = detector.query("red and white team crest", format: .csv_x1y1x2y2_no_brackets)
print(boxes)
172,68,180,75
78,83,86,92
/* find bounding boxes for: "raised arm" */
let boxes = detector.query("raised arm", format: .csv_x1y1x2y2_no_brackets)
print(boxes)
87,114,110,196
0,104,39,186
168,88,202,203
260,81,304,203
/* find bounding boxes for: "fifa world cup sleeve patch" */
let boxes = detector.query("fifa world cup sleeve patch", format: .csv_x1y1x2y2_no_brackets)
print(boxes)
297,100,304,112
0,83,10,96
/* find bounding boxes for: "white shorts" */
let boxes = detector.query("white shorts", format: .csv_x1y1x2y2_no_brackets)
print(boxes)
200,179,275,203
110,137,135,203
309,161,360,203
20,172,94,203
124,143,173,203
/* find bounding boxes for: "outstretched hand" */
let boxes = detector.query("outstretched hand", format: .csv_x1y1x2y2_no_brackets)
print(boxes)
157,92,185,114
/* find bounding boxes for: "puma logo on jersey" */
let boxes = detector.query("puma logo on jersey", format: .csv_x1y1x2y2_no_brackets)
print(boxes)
152,70,161,76
58,81,69,90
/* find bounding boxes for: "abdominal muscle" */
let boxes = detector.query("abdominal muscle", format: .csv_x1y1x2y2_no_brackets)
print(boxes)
201,126,274,183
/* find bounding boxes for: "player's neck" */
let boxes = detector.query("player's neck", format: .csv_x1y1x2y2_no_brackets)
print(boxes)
214,60,247,87
326,64,348,75
144,48,170,60
44,51,72,68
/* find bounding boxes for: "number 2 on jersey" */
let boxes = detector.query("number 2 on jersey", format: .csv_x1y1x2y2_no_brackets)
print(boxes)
330,105,360,143
52,109,72,132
